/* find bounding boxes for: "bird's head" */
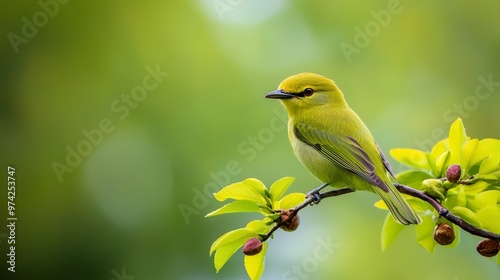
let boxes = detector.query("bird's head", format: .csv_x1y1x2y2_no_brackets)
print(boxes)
265,73,347,115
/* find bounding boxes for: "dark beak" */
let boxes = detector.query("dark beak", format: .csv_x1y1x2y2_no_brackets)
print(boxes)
265,90,295,99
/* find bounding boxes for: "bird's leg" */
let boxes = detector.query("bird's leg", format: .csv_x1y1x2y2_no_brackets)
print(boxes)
306,183,330,204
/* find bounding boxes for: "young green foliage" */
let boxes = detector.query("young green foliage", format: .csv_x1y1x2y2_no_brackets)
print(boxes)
206,177,305,280
378,118,500,259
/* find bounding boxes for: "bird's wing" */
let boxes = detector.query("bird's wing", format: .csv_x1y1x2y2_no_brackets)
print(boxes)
294,123,389,192
376,143,395,178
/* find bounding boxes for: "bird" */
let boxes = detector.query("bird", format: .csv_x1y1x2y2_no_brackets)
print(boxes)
265,72,421,225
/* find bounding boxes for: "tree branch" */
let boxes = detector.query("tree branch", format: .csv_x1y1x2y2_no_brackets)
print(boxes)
263,184,500,243
395,183,500,242
261,188,355,242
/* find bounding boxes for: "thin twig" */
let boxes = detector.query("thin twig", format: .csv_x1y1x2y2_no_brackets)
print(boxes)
261,188,355,242
263,184,500,243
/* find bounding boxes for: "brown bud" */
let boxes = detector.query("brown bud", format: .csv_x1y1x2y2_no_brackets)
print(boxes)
242,238,262,256
476,239,500,257
434,223,455,245
446,164,462,183
279,210,300,232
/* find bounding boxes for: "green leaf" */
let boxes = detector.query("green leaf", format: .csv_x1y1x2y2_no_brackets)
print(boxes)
464,181,490,195
426,153,439,178
210,228,256,255
444,185,467,208
381,214,406,251
275,193,306,210
246,220,270,234
214,181,266,205
374,200,388,210
466,196,484,213
214,242,243,272
435,151,450,178
469,138,500,167
476,206,500,234
450,206,480,227
406,197,433,213
243,178,268,198
474,190,500,208
448,118,467,165
461,139,479,173
269,177,295,203
416,214,437,253
428,139,450,177
431,139,448,157
395,170,433,190
479,149,500,175
390,148,430,170
472,174,499,184
205,200,265,217
263,214,280,226
244,242,268,280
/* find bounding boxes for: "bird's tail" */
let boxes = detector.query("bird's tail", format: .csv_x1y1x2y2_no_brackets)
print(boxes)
373,182,422,225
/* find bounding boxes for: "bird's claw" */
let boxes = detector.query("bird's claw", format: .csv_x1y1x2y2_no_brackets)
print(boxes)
306,193,322,205
306,183,329,205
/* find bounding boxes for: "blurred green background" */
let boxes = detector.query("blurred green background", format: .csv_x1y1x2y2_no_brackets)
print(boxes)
1,0,500,279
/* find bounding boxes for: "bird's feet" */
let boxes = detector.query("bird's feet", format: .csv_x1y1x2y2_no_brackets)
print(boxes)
306,183,330,205
306,185,356,205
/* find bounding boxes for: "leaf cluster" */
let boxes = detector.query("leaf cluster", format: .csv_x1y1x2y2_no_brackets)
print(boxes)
377,118,500,263
206,177,305,280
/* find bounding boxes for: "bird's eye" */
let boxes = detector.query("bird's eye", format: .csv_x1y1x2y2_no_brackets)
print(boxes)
303,88,314,96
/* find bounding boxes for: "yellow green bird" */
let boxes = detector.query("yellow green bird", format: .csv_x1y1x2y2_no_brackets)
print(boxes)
265,72,421,225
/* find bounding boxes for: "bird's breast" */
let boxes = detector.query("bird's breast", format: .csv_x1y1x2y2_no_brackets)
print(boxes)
288,126,335,181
